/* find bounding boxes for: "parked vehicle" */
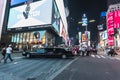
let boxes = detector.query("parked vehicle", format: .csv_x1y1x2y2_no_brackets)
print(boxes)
22,48,74,59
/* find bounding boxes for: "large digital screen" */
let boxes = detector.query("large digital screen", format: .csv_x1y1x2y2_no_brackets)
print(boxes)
0,0,7,39
11,0,27,6
8,0,52,30
99,30,108,40
108,37,114,46
114,10,120,28
107,12,114,36
52,2,60,33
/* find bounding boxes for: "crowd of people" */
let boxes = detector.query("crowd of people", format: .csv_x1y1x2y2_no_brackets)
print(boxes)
71,45,98,56
105,46,118,56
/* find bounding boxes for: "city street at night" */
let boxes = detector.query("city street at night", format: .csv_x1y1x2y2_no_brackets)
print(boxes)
1,0,120,80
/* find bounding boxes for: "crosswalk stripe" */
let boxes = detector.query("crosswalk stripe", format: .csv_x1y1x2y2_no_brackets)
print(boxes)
90,54,120,61
13,57,23,59
115,57,120,60
100,55,106,59
108,57,115,60
91,55,95,57
96,55,101,58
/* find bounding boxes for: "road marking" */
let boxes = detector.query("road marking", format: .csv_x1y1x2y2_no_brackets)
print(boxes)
48,57,79,80
96,55,101,58
100,55,106,59
115,57,120,60
13,57,23,59
91,55,95,57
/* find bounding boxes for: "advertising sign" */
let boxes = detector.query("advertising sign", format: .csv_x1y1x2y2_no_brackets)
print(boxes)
114,10,120,28
52,2,60,33
82,34,87,42
108,37,114,46
107,11,114,36
78,32,81,43
11,0,27,6
0,0,7,39
82,14,88,26
8,0,52,29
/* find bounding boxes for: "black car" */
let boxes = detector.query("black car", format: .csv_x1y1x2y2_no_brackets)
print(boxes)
22,48,74,59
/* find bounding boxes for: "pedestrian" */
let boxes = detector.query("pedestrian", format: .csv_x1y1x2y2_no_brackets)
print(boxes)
4,44,13,63
81,46,86,56
86,46,91,56
0,46,6,62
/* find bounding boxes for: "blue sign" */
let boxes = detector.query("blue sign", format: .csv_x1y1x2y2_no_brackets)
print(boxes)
100,11,106,17
11,0,27,6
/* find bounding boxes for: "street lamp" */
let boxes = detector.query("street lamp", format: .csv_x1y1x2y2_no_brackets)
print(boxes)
78,19,95,31
78,13,95,46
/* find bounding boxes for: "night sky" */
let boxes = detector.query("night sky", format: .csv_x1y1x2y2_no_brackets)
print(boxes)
68,0,107,42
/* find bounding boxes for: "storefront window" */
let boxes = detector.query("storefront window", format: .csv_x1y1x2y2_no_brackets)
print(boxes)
30,32,34,43
20,33,23,44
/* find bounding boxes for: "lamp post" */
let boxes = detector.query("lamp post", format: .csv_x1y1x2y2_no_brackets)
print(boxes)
78,13,95,46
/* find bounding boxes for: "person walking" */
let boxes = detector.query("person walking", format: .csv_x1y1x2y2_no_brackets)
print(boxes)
4,44,13,63
86,46,91,56
0,46,6,62
81,46,86,56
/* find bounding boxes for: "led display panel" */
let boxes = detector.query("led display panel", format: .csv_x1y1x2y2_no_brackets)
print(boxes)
108,37,114,46
0,0,7,39
107,11,114,36
8,0,52,30
114,10,120,28
11,0,27,6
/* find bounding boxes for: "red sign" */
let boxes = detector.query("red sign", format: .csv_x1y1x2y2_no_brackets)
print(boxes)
114,10,120,28
107,12,114,36
108,37,114,46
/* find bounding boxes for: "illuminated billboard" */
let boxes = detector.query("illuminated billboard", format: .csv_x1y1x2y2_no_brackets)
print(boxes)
114,10,120,28
8,0,52,30
108,37,114,46
107,11,114,36
11,0,27,6
0,0,7,39
52,2,60,33
99,30,108,40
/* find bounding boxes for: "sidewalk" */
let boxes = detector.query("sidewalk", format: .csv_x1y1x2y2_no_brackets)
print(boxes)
0,52,25,80
97,50,120,58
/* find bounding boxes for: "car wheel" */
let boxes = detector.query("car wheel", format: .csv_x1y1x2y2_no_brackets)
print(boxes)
62,54,67,59
26,53,31,58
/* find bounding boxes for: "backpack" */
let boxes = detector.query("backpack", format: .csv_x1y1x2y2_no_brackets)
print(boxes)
2,48,6,55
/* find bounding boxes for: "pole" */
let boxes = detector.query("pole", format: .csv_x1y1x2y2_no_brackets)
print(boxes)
86,25,87,31
86,25,88,47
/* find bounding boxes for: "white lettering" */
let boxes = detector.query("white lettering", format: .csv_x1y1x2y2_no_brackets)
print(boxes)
17,11,40,19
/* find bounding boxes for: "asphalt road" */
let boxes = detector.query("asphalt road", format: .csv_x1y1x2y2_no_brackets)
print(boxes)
53,55,120,80
0,53,120,80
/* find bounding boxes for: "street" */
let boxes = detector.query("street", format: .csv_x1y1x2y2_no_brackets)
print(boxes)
0,52,120,80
